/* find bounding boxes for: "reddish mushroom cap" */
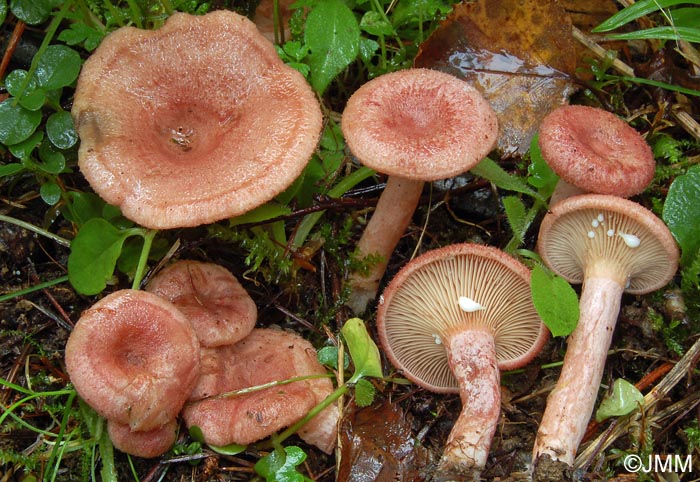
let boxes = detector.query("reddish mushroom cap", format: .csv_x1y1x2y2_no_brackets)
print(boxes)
72,10,322,229
65,289,200,431
537,194,679,294
182,328,337,452
146,260,257,347
107,418,178,458
377,243,548,393
341,68,498,181
538,105,655,197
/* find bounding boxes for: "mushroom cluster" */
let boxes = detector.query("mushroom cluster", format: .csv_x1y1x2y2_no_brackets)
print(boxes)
72,10,322,229
377,243,548,479
66,260,338,457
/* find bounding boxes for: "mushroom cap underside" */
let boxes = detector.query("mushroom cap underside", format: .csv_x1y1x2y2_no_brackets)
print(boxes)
537,194,679,294
72,10,322,229
341,68,498,181
377,243,547,393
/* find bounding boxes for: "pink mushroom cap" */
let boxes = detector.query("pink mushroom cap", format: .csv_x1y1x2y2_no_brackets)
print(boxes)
182,328,337,453
65,289,200,431
538,105,655,198
72,10,322,229
341,68,499,181
146,260,257,347
107,418,178,458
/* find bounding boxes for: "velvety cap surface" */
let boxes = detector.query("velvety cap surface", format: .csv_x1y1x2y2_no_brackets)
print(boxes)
377,244,547,393
538,105,655,197
341,68,498,181
72,10,322,229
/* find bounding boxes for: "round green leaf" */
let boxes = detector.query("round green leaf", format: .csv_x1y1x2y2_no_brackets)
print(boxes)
40,181,62,205
663,164,700,267
8,130,43,160
0,99,42,145
34,45,82,90
4,69,46,111
38,141,66,174
595,378,644,422
10,0,51,25
46,111,79,149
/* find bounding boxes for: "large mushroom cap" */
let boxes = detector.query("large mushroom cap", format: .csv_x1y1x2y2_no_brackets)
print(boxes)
72,10,322,229
538,105,655,198
182,328,337,452
146,260,257,347
537,194,679,294
377,243,548,393
341,68,498,181
65,289,200,431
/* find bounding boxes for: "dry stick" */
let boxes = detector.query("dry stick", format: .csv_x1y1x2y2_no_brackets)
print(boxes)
575,334,700,470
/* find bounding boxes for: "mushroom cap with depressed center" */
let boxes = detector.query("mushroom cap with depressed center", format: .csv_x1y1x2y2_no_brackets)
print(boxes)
146,260,257,347
72,10,322,229
537,194,679,294
65,289,200,431
341,68,498,181
538,105,655,198
376,243,548,393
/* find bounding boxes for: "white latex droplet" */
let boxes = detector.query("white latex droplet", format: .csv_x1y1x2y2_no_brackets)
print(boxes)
587,231,596,239
607,229,615,237
591,219,599,228
458,296,486,312
618,232,641,248
597,213,605,222
432,334,442,345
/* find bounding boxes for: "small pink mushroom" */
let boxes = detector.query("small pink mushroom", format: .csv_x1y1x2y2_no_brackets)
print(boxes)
65,289,200,432
107,419,178,459
146,260,257,347
377,244,548,479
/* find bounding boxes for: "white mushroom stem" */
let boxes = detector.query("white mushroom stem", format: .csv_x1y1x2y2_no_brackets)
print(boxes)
346,176,424,314
533,275,624,466
438,328,501,479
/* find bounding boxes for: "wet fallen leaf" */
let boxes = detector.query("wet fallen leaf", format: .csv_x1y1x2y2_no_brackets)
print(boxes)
415,0,579,157
337,400,433,482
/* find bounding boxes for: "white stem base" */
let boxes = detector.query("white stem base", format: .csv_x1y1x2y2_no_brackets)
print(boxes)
438,329,501,479
533,276,624,467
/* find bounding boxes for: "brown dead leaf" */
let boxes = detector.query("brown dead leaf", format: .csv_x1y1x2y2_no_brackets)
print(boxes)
415,0,579,157
337,400,433,482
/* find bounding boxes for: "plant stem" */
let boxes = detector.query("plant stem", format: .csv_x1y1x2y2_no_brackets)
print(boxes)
0,214,71,247
45,390,77,480
0,275,69,302
131,229,157,290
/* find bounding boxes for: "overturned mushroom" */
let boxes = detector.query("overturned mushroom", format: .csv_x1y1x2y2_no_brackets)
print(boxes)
532,194,678,471
182,328,338,454
146,260,257,347
341,68,498,314
376,244,548,479
65,290,200,433
72,10,322,229
538,105,655,205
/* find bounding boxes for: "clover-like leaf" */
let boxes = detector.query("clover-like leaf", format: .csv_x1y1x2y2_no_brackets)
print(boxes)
34,45,82,91
0,99,42,145
46,111,79,149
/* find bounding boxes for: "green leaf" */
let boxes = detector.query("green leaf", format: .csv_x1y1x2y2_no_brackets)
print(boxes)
595,378,644,422
470,157,545,203
39,181,62,205
662,164,700,267
207,442,247,456
57,21,106,51
46,111,79,149
604,26,700,43
531,264,579,337
0,1,7,24
4,70,46,111
229,202,292,227
8,130,43,160
526,134,559,196
34,45,82,90
353,378,376,407
304,0,360,95
503,196,528,246
62,191,107,226
0,163,25,176
38,141,66,174
255,446,311,482
9,0,51,24
341,317,383,382
592,0,700,32
0,99,42,145
67,218,137,295
360,11,395,36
